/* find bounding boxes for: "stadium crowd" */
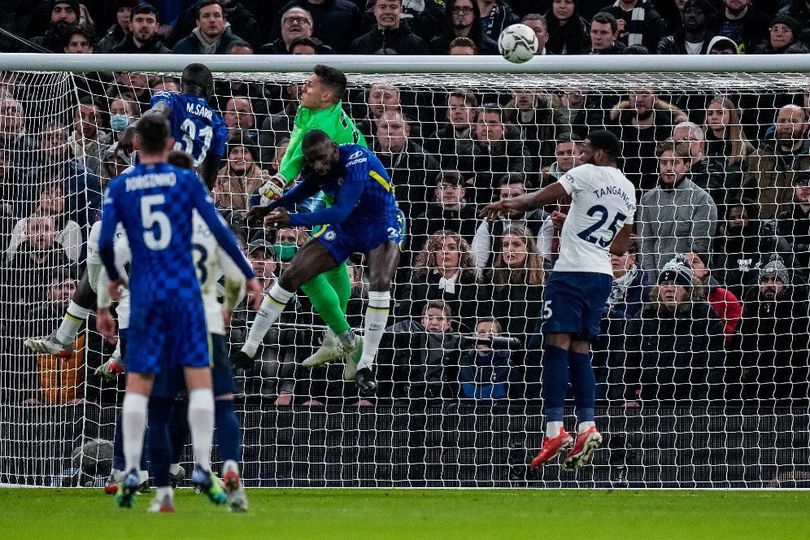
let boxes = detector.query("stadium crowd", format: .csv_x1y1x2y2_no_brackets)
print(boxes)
0,0,809,410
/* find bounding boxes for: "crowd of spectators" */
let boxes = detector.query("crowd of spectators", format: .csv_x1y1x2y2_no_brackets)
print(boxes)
1,0,809,409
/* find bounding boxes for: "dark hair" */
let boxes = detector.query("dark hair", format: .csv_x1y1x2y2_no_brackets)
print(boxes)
591,11,617,33
168,149,194,170
132,3,158,18
448,88,478,108
289,36,320,52
227,40,253,52
556,132,583,144
444,0,486,47
449,36,478,53
436,170,465,186
196,0,223,19
655,138,689,159
498,172,526,187
586,129,621,159
476,316,502,333
626,235,640,255
64,26,95,48
479,103,503,121
422,299,452,318
522,13,547,31
313,64,347,103
135,114,171,154
301,129,333,152
624,44,649,54
181,63,214,99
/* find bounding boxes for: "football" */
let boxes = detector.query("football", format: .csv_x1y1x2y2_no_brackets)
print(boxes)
498,23,539,64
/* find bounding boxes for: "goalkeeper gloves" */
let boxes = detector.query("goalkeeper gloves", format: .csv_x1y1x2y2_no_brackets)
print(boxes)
259,174,286,202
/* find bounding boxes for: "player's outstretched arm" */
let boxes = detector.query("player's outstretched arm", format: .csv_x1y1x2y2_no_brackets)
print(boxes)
480,182,568,220
272,179,363,228
249,175,323,222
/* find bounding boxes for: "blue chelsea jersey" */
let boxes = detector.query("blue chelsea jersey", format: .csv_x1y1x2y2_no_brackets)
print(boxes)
151,92,228,167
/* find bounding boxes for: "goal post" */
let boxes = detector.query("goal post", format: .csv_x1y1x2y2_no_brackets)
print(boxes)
0,54,808,488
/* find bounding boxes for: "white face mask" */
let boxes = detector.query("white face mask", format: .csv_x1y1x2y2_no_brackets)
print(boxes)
110,114,130,132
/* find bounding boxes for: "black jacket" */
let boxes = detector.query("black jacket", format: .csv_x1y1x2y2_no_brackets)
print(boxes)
350,24,431,55
111,35,171,54
409,203,479,252
272,0,362,52
625,301,725,401
258,36,334,54
777,202,810,272
656,33,712,54
167,1,260,47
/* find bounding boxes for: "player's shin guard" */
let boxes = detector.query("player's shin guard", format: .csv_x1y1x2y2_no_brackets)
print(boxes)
122,392,149,473
55,301,92,345
569,350,596,431
301,274,351,336
241,284,294,357
542,345,569,433
214,399,241,463
148,397,173,488
187,388,215,472
357,290,390,371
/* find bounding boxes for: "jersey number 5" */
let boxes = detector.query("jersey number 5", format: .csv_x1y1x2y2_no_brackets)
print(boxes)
577,205,627,247
141,194,171,250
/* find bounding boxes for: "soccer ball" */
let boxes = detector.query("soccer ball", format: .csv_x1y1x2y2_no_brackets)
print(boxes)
498,24,539,64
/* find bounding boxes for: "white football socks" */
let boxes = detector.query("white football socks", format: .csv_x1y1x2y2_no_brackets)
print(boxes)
545,421,564,438
241,284,294,357
122,392,148,473
578,421,596,434
357,290,390,371
188,388,215,472
55,301,91,344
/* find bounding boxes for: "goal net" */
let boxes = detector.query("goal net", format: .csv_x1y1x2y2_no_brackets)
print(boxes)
1,57,808,488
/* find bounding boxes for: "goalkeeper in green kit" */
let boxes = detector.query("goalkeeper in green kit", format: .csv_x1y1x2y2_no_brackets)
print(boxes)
232,64,384,394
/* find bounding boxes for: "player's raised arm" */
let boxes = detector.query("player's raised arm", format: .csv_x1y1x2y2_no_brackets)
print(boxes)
479,181,569,220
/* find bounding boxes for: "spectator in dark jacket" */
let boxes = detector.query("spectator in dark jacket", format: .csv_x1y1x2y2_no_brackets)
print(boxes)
424,89,479,174
29,0,80,53
430,0,499,54
624,256,726,403
776,172,810,274
730,259,810,401
657,0,716,54
398,231,481,325
589,12,626,54
458,317,512,400
271,0,362,52
777,0,810,47
710,0,768,53
751,14,800,54
477,0,521,42
544,0,591,54
351,0,431,54
258,7,333,54
111,3,172,54
602,0,666,52
172,0,246,54
94,0,138,53
167,0,259,47
410,171,479,252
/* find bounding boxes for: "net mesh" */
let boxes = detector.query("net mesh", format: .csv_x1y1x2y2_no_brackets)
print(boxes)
0,67,808,488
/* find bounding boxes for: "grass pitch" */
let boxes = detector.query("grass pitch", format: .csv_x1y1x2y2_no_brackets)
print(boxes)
1,488,806,539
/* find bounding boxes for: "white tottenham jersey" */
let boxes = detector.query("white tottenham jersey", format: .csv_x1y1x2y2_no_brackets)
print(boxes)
190,211,247,336
554,163,637,276
90,213,246,335
89,220,132,329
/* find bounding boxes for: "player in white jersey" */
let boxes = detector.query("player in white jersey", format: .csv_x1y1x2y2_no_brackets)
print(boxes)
481,130,636,471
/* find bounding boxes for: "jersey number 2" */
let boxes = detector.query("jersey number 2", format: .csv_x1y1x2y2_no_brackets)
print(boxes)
577,205,627,247
141,195,171,250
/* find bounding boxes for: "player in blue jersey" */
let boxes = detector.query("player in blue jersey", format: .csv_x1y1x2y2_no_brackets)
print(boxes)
96,115,261,510
248,130,401,395
119,63,227,189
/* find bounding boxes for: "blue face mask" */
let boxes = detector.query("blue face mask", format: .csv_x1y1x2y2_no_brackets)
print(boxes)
110,114,130,132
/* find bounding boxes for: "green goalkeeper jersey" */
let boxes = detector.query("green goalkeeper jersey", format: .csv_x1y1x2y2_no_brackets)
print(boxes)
277,101,367,185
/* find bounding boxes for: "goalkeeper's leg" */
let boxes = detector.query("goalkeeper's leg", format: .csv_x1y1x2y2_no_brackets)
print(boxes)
24,271,96,356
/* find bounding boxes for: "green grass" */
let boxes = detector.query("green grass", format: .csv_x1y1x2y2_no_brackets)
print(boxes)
0,488,806,540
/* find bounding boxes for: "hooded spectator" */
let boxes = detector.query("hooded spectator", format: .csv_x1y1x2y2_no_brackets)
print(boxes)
30,0,80,52
705,34,739,53
753,14,800,54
